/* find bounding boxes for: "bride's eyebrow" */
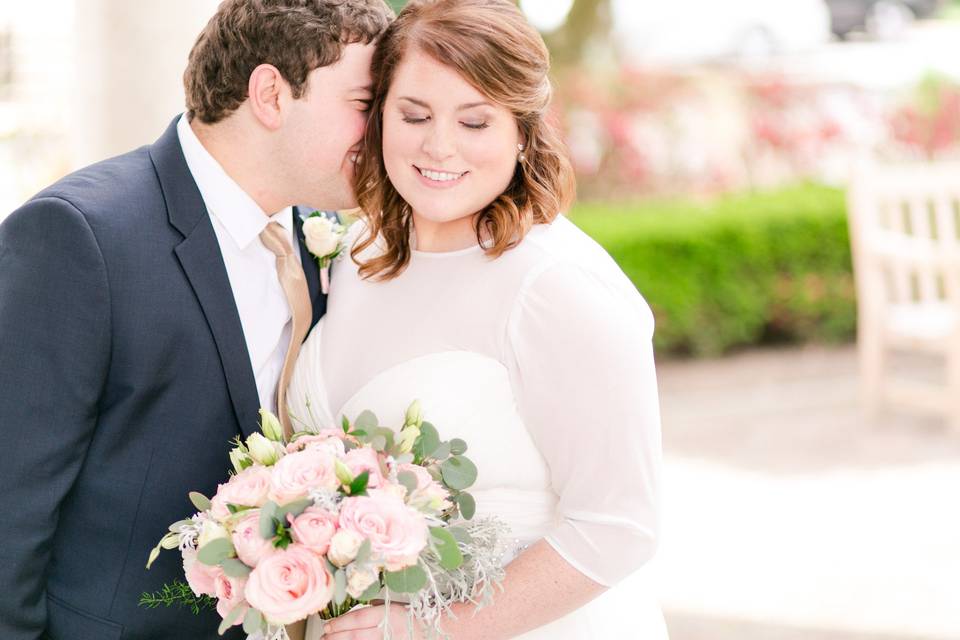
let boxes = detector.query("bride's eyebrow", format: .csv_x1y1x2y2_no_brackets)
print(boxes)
397,96,492,111
398,96,430,109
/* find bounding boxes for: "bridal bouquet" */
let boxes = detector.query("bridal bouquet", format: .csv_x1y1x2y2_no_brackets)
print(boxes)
143,402,507,639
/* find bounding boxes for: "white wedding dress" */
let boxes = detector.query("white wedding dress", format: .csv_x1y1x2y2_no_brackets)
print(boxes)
288,215,668,639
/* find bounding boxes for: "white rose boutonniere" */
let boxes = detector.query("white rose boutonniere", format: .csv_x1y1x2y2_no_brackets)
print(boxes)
301,212,346,293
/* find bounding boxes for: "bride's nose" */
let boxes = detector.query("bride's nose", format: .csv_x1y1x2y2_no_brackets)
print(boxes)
420,122,457,161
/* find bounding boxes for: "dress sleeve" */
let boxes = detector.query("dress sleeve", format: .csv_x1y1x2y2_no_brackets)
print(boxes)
505,260,662,587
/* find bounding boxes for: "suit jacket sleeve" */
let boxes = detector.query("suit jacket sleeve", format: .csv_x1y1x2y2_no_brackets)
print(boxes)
0,197,111,639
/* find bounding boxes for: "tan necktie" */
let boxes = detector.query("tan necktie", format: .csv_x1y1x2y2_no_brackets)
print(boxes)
260,222,312,440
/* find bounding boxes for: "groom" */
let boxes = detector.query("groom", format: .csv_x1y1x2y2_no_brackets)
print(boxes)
0,1,392,639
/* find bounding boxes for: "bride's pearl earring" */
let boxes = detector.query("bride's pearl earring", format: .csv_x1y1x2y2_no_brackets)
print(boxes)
517,143,526,163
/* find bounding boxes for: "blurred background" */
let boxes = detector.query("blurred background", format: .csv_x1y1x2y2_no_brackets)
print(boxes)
1,1,958,638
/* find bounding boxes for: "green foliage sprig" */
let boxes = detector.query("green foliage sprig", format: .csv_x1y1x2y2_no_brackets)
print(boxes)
139,580,216,615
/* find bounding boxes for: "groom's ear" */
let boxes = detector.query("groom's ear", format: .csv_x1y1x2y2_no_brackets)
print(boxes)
247,63,288,131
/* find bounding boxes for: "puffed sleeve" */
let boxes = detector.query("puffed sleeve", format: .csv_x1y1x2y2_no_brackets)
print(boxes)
505,259,662,587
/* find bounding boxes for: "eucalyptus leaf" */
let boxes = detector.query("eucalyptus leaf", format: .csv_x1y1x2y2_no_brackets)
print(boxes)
355,538,372,565
448,526,473,544
431,442,451,460
197,538,233,566
441,455,478,491
218,604,246,635
429,526,464,570
334,568,348,605
220,557,252,578
259,501,279,538
371,434,387,451
397,470,419,495
373,427,396,450
394,452,414,465
276,498,312,525
358,578,382,602
449,438,468,455
454,492,476,520
384,564,427,593
413,422,440,461
355,410,379,430
168,519,193,533
189,491,211,512
243,608,265,635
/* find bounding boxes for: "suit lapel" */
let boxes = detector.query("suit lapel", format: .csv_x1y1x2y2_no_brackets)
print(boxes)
149,117,262,438
294,206,327,328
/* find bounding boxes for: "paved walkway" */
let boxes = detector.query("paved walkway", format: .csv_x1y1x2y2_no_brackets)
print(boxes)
650,345,960,640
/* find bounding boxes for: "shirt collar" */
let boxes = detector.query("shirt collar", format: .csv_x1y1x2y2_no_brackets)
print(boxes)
176,113,293,249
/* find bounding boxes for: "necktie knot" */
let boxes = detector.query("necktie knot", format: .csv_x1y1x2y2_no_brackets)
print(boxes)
260,222,294,258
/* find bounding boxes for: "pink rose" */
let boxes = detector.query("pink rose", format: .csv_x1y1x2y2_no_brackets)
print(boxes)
344,447,385,488
244,544,334,625
214,572,248,624
338,490,428,571
269,448,339,504
231,510,275,567
210,466,272,521
398,463,434,490
286,431,347,456
183,548,222,597
399,463,452,511
289,507,338,555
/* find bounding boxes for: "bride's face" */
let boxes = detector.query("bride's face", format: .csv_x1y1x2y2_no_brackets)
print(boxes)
381,49,521,233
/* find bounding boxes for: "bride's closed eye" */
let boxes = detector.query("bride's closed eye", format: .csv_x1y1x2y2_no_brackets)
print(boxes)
401,113,489,130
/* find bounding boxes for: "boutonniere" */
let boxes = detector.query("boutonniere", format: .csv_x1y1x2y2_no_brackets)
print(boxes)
301,211,346,294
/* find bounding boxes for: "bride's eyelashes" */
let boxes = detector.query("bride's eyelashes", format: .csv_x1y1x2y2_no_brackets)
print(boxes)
354,99,373,112
400,113,490,130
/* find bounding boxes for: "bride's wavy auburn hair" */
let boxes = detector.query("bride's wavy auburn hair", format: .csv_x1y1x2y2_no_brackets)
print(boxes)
351,0,576,280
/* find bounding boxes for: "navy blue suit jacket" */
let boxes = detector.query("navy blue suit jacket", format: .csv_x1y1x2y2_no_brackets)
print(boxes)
0,117,327,639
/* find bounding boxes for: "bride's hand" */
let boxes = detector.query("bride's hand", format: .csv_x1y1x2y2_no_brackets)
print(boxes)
321,604,429,639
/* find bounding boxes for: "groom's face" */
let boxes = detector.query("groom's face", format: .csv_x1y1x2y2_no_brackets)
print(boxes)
281,42,376,211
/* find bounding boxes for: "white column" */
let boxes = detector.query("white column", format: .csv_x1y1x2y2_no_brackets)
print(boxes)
72,0,220,166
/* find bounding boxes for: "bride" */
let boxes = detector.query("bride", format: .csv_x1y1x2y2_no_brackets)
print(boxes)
288,0,666,637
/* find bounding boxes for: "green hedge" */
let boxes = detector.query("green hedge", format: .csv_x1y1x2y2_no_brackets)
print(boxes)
569,184,856,356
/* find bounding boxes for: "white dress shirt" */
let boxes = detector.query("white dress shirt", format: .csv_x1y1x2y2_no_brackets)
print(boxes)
176,113,300,413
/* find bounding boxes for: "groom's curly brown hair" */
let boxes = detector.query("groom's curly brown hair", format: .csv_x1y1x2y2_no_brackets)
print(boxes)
184,0,394,124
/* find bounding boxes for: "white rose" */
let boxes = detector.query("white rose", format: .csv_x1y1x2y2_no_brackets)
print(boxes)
198,518,230,548
345,564,380,599
327,529,364,567
302,216,343,257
